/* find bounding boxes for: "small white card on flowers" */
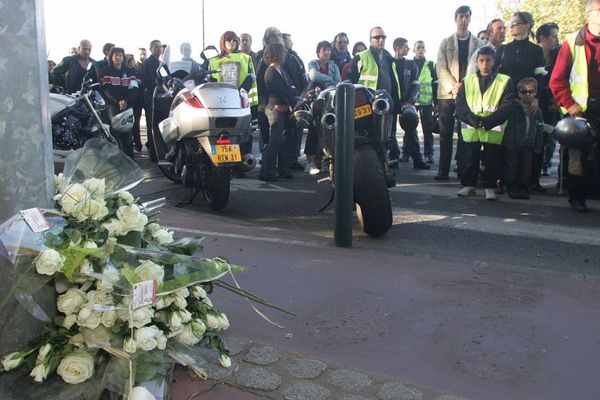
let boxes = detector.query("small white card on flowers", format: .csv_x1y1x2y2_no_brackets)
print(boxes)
20,208,51,233
132,280,157,309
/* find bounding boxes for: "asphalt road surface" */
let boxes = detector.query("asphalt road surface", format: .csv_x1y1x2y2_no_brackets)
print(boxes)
132,132,600,400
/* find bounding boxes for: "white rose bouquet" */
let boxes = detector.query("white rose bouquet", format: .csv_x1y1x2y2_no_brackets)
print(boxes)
0,140,292,399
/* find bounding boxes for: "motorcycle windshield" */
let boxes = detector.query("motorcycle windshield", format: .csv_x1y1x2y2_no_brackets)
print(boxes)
161,43,200,90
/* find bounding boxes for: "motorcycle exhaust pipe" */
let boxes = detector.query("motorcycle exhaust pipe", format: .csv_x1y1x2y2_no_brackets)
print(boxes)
321,113,336,130
243,154,256,169
372,98,390,115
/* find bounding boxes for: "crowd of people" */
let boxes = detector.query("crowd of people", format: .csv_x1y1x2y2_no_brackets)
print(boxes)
48,0,600,212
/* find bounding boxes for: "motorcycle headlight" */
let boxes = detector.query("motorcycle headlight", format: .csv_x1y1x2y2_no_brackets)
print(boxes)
92,92,106,110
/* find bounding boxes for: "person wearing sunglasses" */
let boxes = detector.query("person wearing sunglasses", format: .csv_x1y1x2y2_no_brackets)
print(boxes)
434,5,482,181
550,0,600,212
502,78,544,200
348,26,401,108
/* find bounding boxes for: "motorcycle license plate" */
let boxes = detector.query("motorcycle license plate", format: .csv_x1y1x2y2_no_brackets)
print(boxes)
211,144,241,163
354,104,372,119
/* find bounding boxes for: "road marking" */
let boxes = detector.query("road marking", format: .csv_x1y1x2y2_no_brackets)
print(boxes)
392,206,600,246
230,179,315,194
165,226,326,248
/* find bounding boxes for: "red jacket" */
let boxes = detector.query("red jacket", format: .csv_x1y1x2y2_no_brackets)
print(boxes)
550,26,600,110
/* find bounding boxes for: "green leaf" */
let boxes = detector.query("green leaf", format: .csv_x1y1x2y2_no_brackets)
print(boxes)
158,236,204,256
117,230,142,247
120,266,141,286
61,246,100,281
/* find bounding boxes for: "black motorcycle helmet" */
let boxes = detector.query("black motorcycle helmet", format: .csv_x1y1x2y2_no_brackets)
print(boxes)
399,104,419,131
554,117,597,149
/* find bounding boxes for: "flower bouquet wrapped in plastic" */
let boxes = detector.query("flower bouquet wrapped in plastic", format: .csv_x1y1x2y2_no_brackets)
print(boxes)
0,139,290,399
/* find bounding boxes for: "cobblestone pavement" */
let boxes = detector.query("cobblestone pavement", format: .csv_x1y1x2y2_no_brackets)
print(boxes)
170,337,470,400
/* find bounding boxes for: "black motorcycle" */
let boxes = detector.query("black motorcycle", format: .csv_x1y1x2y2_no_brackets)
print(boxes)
294,85,394,236
50,79,117,163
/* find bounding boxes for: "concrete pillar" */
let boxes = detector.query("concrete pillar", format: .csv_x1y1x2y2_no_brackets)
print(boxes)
0,0,56,363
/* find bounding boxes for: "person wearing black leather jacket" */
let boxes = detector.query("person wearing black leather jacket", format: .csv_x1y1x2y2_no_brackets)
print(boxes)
51,39,96,94
391,38,430,169
142,40,162,161
97,47,140,159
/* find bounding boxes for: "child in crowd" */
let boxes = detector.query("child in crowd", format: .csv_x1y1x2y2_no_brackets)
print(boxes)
502,77,544,199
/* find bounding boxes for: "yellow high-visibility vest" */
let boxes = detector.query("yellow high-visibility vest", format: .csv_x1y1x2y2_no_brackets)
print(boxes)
417,60,435,105
209,52,258,106
356,49,401,99
560,31,589,114
461,73,510,144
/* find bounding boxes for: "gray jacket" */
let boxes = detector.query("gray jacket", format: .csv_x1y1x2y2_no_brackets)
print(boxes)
436,32,481,100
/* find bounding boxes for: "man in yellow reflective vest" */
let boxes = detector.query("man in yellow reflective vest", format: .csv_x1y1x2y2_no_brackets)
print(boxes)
455,46,514,200
413,40,438,164
550,0,600,212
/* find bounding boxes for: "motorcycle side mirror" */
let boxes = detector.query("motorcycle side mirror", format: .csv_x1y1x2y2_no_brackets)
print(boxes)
158,65,170,79
201,46,219,61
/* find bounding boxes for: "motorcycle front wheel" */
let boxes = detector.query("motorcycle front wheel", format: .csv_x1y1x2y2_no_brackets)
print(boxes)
353,144,392,236
203,167,231,211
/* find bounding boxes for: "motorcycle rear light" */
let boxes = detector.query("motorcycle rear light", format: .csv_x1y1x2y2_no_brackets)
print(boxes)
182,91,204,109
240,89,250,108
217,139,231,144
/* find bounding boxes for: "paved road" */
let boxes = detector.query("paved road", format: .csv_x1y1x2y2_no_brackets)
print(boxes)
132,131,600,400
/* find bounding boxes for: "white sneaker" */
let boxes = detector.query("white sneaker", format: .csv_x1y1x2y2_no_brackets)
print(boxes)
306,162,320,175
457,186,476,197
485,188,496,200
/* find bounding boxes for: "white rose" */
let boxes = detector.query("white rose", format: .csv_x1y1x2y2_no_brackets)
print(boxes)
202,297,213,307
77,305,102,329
122,306,154,329
145,223,160,234
54,173,64,189
86,290,113,306
175,324,201,346
83,178,105,199
191,319,206,336
219,354,232,368
63,314,77,329
74,259,94,283
173,295,187,310
152,229,174,245
118,191,135,204
57,183,90,216
116,204,148,233
2,352,24,371
179,309,192,323
36,344,52,363
56,351,94,384
169,312,184,333
205,314,219,330
101,218,127,237
35,249,65,276
154,297,167,310
83,241,98,249
68,334,85,348
156,333,167,350
135,325,162,351
101,310,118,328
57,288,87,315
30,362,50,382
96,263,120,291
75,198,109,221
123,337,137,353
191,286,207,299
217,314,230,331
134,260,164,285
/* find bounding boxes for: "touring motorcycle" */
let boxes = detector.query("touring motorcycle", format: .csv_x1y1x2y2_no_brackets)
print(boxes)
152,45,254,210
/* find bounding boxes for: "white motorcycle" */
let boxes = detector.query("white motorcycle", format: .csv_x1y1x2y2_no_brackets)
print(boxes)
152,45,254,210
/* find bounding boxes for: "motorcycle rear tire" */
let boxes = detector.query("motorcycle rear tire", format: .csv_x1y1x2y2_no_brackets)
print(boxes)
158,164,183,184
353,145,392,236
203,167,231,211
